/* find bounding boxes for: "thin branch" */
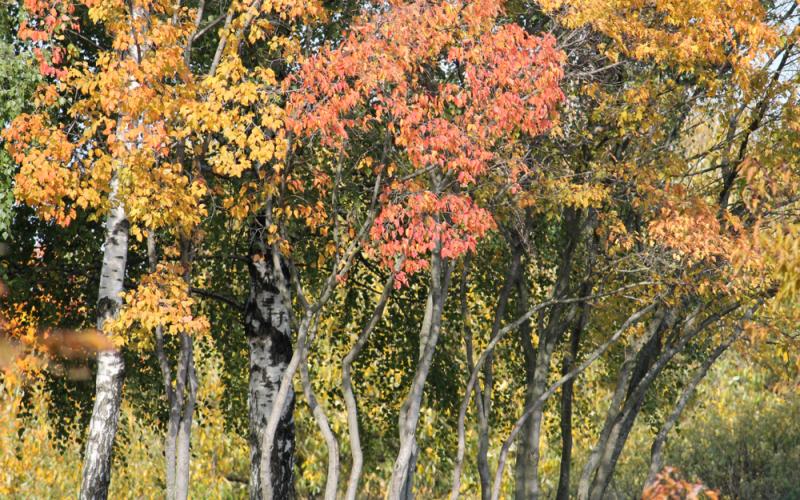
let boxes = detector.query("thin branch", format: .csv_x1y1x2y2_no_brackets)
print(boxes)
449,281,654,499
342,259,401,500
488,301,659,500
192,13,227,42
189,287,244,311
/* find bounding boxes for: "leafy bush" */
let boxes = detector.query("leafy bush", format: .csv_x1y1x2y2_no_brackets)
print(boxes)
666,358,800,500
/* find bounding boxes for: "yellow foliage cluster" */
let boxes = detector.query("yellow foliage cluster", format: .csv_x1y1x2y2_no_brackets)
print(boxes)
0,339,249,499
766,224,800,305
6,0,325,241
537,0,777,73
106,263,209,348
186,56,287,182
0,376,83,497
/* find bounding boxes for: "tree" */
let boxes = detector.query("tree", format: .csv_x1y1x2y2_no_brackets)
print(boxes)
286,1,564,497
4,0,800,499
5,0,318,496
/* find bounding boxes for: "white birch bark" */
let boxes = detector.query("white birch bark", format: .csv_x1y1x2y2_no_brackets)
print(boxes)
80,174,129,500
247,250,295,500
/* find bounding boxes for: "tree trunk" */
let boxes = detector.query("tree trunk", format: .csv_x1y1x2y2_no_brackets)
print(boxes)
645,307,752,486
588,311,685,498
476,398,492,500
588,381,650,499
80,175,129,500
174,331,198,500
523,331,563,499
577,307,670,500
555,218,598,500
300,350,339,500
514,208,581,500
159,324,178,499
586,302,738,498
388,248,450,499
513,276,537,500
148,235,178,499
587,321,667,498
342,267,398,500
160,345,198,500
474,248,520,500
489,303,658,500
81,9,147,496
148,235,199,500
555,292,588,500
246,241,295,500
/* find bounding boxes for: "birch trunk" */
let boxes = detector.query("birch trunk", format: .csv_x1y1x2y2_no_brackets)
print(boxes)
81,8,147,496
246,246,295,500
80,174,129,500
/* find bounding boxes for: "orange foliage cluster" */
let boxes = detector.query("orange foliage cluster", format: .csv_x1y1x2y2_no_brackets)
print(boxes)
370,192,495,286
17,0,78,78
289,0,564,283
643,467,719,500
3,114,78,225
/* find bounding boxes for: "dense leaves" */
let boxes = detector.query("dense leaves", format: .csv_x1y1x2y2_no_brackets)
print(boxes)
2,0,800,499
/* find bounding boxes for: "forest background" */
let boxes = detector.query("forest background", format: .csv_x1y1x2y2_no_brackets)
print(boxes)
2,0,800,499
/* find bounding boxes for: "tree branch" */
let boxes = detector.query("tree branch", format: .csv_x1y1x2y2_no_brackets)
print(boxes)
189,287,244,311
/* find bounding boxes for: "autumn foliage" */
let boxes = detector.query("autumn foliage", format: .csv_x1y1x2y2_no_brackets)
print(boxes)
3,0,800,499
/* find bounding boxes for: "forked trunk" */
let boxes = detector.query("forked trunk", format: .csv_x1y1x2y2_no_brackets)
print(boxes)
388,249,450,499
514,208,581,500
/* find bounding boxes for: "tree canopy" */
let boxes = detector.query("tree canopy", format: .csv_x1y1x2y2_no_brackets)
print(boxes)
2,0,800,499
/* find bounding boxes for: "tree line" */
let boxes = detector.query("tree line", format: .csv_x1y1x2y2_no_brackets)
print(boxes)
2,0,800,498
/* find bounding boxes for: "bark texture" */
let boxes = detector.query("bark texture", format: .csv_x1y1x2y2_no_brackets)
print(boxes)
246,245,295,500
173,331,198,500
80,175,129,500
